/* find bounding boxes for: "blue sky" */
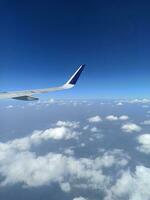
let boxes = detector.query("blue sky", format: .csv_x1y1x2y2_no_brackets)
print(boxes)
0,0,150,98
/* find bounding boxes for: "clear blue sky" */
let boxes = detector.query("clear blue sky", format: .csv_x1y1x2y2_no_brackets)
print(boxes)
0,0,150,99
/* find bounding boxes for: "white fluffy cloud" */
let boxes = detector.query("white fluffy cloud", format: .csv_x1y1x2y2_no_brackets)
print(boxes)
56,121,80,128
0,151,107,188
0,149,109,188
106,115,129,121
105,166,150,200
0,130,129,190
0,121,80,153
39,127,78,140
73,197,87,200
27,126,78,145
106,115,118,121
121,123,141,133
93,149,129,168
119,115,129,120
137,134,150,154
88,115,102,123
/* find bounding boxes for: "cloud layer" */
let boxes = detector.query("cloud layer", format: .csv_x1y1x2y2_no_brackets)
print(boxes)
0,128,129,193
1,99,150,199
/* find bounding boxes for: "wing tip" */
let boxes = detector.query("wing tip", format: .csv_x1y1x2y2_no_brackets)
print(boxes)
66,64,85,85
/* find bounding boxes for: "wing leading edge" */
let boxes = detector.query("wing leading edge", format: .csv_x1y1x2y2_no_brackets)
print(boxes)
0,64,85,101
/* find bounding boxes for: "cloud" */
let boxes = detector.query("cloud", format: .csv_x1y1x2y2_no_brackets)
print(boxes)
0,127,78,152
3,99,150,199
47,98,55,104
0,130,129,190
31,126,79,142
0,148,109,188
106,115,129,121
0,151,110,189
116,102,123,106
124,99,150,104
119,115,129,120
90,127,99,132
121,123,141,133
0,121,80,154
88,115,102,123
38,98,56,106
136,134,150,154
105,166,150,200
95,149,130,168
28,99,55,107
142,120,150,125
80,143,85,147
73,197,87,200
56,121,80,128
106,115,118,121
60,182,71,192
83,125,89,130
6,105,14,109
38,127,78,140
115,99,150,106
63,148,74,156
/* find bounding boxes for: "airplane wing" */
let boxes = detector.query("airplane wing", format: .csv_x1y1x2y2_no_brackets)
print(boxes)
0,64,85,101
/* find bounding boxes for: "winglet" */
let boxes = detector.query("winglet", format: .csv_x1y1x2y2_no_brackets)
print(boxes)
66,64,85,86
